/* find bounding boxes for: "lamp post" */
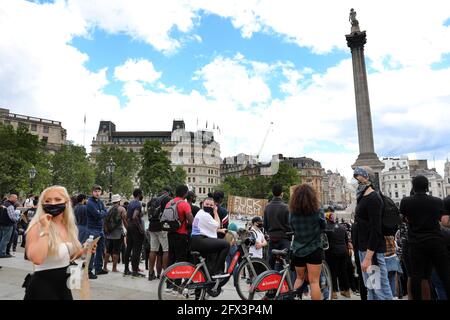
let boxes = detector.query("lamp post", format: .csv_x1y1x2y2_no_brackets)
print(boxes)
28,166,37,194
106,157,116,204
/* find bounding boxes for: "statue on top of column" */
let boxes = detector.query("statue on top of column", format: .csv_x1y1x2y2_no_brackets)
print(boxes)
349,8,359,26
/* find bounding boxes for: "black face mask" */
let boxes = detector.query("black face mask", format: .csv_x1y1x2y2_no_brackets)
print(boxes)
43,203,66,217
203,207,214,216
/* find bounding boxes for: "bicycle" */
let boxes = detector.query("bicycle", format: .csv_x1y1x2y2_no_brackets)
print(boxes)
248,236,333,300
158,232,270,300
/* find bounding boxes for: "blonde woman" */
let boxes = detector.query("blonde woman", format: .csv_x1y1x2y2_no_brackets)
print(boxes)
24,186,94,300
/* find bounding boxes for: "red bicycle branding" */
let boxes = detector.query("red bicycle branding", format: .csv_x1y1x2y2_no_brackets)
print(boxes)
167,265,205,282
256,274,289,293
227,251,241,274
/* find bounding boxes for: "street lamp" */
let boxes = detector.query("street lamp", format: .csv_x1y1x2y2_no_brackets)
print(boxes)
28,166,37,194
106,157,116,204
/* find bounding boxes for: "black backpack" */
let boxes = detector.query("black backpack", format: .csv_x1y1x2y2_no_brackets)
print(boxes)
104,205,122,234
379,191,401,235
148,195,167,222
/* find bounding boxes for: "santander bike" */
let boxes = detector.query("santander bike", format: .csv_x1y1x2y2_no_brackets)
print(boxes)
248,233,333,300
158,231,269,300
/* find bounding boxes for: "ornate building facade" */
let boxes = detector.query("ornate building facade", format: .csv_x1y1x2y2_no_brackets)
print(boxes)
0,108,67,153
91,119,221,199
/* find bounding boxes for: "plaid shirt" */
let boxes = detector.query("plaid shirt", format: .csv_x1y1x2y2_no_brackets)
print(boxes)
289,209,326,257
384,236,396,257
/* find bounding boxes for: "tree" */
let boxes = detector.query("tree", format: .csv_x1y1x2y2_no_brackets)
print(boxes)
269,162,301,202
138,140,173,196
0,123,52,196
51,144,95,195
169,166,187,191
93,146,139,198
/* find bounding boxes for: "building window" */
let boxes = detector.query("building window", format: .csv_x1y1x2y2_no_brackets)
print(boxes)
43,126,49,133
395,192,399,198
193,168,196,173
188,177,191,183
188,168,191,173
394,183,398,188
193,177,196,183
438,183,441,188
394,176,396,179
401,175,404,179
42,136,48,143
402,184,405,188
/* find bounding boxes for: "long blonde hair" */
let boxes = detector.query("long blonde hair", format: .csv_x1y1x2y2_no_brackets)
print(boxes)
27,186,82,256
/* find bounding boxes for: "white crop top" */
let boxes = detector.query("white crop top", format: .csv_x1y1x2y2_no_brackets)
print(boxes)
34,242,72,272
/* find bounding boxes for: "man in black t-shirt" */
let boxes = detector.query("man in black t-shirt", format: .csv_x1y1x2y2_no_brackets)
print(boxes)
400,175,450,300
147,187,171,280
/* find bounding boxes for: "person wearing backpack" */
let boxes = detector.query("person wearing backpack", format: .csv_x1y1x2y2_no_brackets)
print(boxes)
353,166,393,300
163,185,193,270
400,175,450,300
103,194,127,273
147,187,171,281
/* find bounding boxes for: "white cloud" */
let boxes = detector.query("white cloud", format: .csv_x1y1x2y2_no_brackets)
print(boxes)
194,0,450,68
114,59,161,84
0,0,121,149
70,0,198,54
194,55,272,107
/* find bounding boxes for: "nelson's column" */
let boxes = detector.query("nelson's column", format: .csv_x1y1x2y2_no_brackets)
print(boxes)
346,9,384,185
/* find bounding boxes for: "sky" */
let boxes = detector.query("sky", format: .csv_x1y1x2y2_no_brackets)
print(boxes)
1,0,450,180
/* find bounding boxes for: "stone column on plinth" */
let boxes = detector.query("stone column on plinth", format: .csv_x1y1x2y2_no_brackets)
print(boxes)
346,9,384,187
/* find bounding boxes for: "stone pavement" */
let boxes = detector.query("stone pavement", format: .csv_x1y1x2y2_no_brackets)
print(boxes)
0,247,359,300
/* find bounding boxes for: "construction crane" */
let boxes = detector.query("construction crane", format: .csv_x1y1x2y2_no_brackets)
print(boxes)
255,122,273,162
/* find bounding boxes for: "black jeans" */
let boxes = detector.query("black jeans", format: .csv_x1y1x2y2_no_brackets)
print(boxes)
326,252,350,292
268,239,291,270
168,232,188,266
409,238,450,300
190,235,230,275
124,225,144,272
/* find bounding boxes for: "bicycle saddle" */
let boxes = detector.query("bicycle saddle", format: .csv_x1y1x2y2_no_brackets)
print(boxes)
190,251,202,257
271,249,288,257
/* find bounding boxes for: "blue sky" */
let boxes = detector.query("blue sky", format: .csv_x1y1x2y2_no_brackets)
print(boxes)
71,13,349,103
2,0,450,179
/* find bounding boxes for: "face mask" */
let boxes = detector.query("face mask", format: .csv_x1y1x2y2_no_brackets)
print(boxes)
203,207,214,215
43,203,66,217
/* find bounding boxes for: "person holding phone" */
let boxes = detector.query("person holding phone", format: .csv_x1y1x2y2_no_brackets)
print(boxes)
190,197,230,277
24,185,96,300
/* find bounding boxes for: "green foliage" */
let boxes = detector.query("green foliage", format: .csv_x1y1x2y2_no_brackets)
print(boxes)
269,162,301,202
0,123,51,196
217,162,300,203
138,140,173,196
51,144,95,195
93,146,139,198
169,166,187,192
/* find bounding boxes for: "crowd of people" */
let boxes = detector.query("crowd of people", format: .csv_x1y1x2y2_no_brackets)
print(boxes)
0,164,449,300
